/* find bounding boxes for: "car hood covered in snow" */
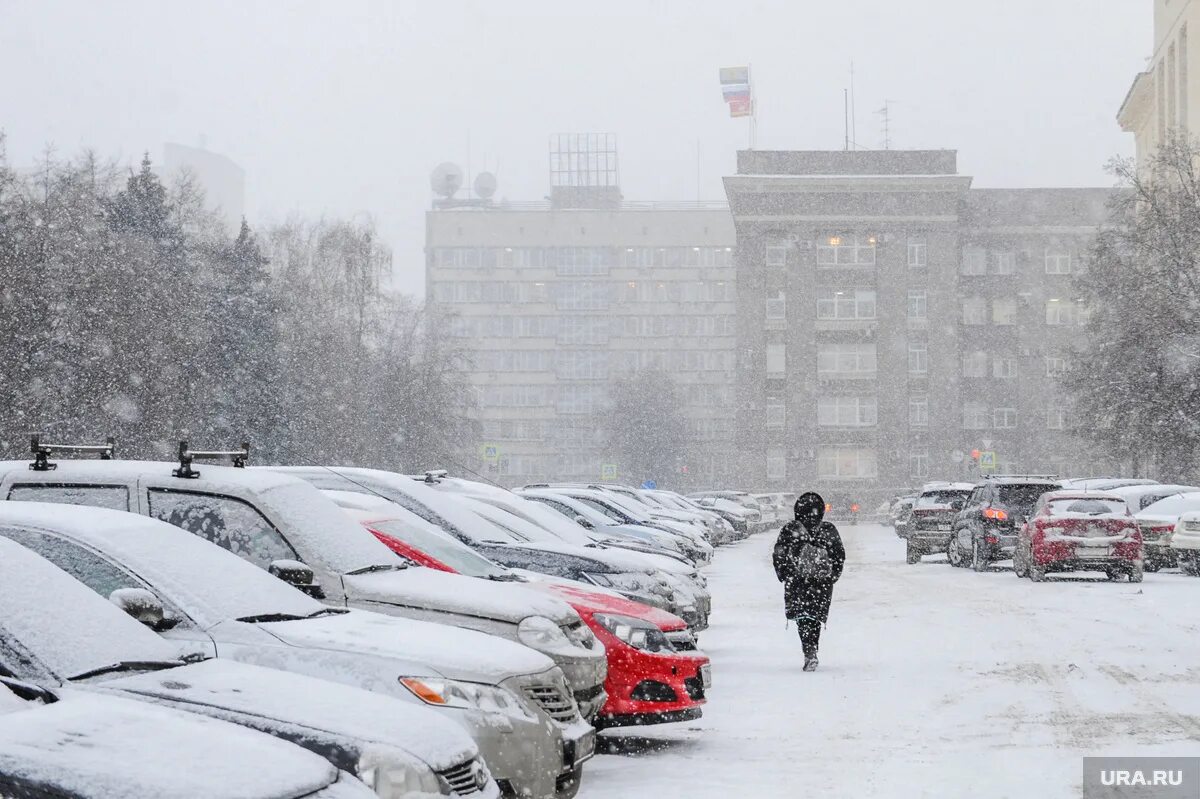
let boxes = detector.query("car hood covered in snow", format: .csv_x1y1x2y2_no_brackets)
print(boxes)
343,564,577,625
530,580,686,631
256,607,555,683
100,658,477,771
0,689,341,799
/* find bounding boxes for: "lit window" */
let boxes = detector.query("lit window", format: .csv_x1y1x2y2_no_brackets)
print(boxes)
816,235,877,267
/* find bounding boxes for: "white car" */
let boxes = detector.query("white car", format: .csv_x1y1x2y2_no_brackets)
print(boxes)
0,532,497,799
1134,491,1200,570
1169,510,1200,576
1108,483,1200,512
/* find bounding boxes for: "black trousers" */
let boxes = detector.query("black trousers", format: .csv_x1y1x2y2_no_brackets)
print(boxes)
797,617,821,658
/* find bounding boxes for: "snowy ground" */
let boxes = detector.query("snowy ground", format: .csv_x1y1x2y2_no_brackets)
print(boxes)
582,524,1200,798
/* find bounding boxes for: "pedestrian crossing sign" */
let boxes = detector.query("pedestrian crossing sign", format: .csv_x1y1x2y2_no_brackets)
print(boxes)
480,444,500,463
601,464,618,480
979,451,997,472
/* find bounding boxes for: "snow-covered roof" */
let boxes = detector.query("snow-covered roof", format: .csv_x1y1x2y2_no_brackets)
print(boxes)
0,502,321,628
0,691,342,799
1137,491,1200,520
0,459,299,492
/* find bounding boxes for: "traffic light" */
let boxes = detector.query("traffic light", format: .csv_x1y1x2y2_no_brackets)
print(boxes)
971,449,981,462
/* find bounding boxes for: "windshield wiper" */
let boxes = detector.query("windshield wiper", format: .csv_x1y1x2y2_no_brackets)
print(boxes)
486,573,523,582
236,613,307,623
346,563,404,576
69,660,182,681
306,608,348,618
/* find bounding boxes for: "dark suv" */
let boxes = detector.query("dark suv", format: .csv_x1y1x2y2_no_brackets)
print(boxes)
949,476,1062,571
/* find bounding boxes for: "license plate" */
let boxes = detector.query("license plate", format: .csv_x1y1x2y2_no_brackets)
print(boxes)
1077,547,1109,559
937,523,951,531
570,729,596,767
700,664,712,689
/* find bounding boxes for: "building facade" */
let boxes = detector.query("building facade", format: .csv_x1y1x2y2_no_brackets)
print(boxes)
426,196,737,487
1119,0,1200,167
724,150,1109,503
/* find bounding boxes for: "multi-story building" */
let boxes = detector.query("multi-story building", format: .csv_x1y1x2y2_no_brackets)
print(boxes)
163,143,245,235
1119,0,1200,168
724,150,1109,502
426,181,736,487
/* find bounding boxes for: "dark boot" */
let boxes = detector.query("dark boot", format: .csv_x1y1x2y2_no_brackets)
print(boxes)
803,656,819,672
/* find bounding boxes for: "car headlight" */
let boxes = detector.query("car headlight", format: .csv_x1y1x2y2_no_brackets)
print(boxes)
585,570,672,598
399,676,535,722
358,751,447,798
593,613,676,653
564,621,599,650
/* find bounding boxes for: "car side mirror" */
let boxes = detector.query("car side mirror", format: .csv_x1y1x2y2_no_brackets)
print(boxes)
268,559,325,599
574,515,595,529
951,499,965,511
110,588,178,632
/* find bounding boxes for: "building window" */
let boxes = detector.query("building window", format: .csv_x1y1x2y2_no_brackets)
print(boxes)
766,343,786,375
963,402,990,430
961,246,986,275
554,282,610,311
817,289,877,320
962,297,987,325
908,342,928,375
765,238,789,268
817,396,878,427
994,408,1018,429
1047,406,1069,430
1045,356,1068,377
1045,249,1072,275
765,293,786,319
1045,299,1088,326
909,452,930,479
993,357,1017,379
992,298,1017,326
909,396,929,427
907,290,928,321
765,402,786,428
907,236,927,268
962,351,988,378
557,385,601,415
556,351,610,380
766,450,787,480
556,247,612,277
817,447,878,479
818,343,877,377
993,251,1016,275
816,234,877,267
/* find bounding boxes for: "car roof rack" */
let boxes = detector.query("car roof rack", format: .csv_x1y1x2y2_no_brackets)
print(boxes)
173,440,249,479
29,435,115,472
421,469,449,484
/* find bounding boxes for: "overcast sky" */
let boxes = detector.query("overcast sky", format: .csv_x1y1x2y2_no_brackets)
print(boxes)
1,1,1150,294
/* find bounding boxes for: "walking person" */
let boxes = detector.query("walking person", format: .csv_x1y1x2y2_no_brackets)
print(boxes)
772,492,846,672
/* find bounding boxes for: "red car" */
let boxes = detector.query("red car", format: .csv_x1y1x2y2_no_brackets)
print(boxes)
1014,491,1144,582
346,507,712,729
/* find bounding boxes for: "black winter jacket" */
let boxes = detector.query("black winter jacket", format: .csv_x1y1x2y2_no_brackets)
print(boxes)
773,519,846,623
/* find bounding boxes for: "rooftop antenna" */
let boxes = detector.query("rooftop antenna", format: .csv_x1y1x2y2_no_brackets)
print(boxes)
877,100,893,150
850,60,857,151
843,89,849,151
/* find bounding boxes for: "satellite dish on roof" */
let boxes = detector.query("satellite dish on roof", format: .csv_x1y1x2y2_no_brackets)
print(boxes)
430,163,463,198
474,171,497,199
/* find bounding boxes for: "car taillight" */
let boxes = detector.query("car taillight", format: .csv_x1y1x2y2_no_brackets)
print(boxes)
982,507,1008,521
985,535,999,544
824,502,832,513
850,503,860,513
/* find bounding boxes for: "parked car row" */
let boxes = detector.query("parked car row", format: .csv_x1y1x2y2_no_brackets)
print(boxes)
0,438,761,799
890,473,1200,584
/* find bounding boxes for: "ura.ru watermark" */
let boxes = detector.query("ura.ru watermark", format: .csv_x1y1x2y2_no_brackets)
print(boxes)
1083,757,1200,798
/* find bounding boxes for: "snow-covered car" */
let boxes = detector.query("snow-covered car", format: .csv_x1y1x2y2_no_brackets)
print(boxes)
1133,491,1200,570
337,497,712,729
1108,483,1200,512
687,495,753,539
0,533,498,799
1013,492,1143,582
551,482,720,546
0,502,587,799
518,489,693,559
1168,510,1200,576
1059,477,1158,491
687,491,765,533
272,467,709,629
0,683,378,799
0,456,609,731
902,482,975,564
643,490,740,545
890,495,918,536
949,476,1062,571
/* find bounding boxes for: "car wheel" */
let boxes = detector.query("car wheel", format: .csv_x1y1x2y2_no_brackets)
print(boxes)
971,538,989,572
1144,555,1161,573
947,535,964,568
1129,563,1144,583
905,542,921,564
556,765,583,799
1105,567,1122,581
1028,557,1046,583
1181,553,1200,577
1013,545,1028,578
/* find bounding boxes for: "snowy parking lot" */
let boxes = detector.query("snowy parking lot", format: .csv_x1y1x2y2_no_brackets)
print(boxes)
585,524,1200,798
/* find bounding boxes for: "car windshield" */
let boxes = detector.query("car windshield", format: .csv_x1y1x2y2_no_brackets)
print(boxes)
1047,498,1126,515
256,482,398,575
368,518,509,579
997,484,1057,512
916,491,969,508
1138,491,1200,518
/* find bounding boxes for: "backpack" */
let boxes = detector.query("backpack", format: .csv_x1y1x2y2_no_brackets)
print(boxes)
795,541,833,581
